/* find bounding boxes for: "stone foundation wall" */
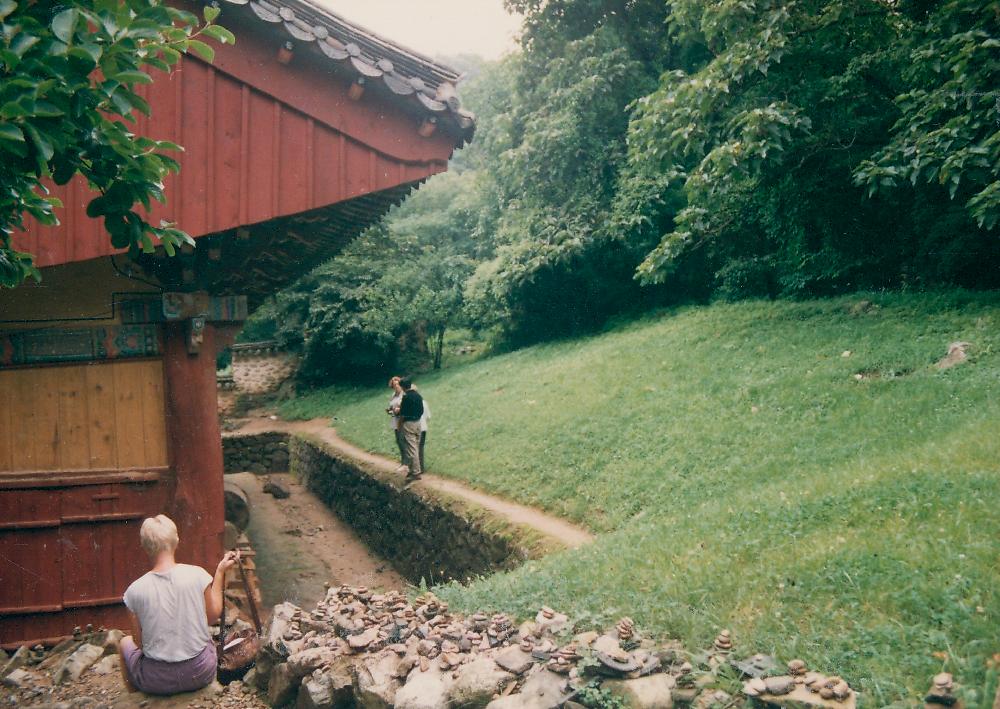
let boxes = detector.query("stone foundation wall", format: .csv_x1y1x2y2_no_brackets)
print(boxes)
223,432,291,473
232,342,298,394
290,437,527,585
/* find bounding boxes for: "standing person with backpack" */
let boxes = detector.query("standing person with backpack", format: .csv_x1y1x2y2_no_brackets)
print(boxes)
397,377,424,483
386,376,407,472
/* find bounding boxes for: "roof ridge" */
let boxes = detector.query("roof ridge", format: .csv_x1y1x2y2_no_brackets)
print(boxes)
291,0,463,81
214,0,475,141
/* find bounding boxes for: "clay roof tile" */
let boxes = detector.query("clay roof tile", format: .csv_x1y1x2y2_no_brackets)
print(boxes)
215,0,475,140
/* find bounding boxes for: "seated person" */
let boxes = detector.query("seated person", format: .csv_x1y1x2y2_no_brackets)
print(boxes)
118,514,238,695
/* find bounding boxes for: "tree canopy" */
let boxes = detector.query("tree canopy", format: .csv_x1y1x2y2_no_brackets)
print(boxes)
245,0,999,383
0,0,232,286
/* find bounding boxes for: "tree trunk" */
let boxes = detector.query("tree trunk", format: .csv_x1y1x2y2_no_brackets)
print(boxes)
432,327,446,369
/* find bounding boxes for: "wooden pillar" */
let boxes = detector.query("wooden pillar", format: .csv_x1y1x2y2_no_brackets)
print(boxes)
163,321,224,570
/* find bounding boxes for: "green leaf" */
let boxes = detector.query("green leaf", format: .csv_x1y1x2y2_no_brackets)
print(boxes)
23,124,53,162
166,6,199,26
204,4,221,23
86,195,110,218
10,33,40,58
32,101,64,118
52,9,79,43
142,56,171,72
201,25,235,46
0,0,15,21
109,88,133,116
160,47,182,65
112,70,153,85
185,39,215,63
0,123,24,142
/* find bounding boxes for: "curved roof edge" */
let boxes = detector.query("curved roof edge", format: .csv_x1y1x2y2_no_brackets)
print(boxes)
214,0,476,141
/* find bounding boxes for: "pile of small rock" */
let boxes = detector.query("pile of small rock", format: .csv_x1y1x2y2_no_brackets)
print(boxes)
0,624,269,709
247,585,860,709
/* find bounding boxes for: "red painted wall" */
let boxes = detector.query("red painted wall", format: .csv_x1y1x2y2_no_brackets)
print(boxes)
13,14,455,269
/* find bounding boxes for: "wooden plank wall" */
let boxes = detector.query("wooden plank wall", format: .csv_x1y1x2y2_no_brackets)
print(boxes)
0,359,168,473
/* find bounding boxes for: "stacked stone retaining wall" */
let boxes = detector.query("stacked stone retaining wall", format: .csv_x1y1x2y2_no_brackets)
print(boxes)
289,436,528,585
223,432,291,473
231,341,299,394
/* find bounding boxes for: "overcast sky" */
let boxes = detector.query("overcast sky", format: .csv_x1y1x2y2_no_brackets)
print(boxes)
315,0,522,61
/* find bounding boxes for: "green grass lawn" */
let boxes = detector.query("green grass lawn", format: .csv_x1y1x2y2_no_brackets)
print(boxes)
280,292,1000,706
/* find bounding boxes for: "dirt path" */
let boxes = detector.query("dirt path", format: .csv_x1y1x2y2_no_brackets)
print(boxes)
229,472,405,610
230,417,595,550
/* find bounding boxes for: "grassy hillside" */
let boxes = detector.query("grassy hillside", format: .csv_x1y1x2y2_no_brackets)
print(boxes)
280,292,1000,705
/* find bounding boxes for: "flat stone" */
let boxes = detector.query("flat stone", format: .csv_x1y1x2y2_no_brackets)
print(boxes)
1,645,30,677
534,609,569,634
574,631,599,647
764,676,796,695
1,667,33,688
753,684,856,709
287,647,339,677
38,638,81,671
267,662,299,708
355,651,402,709
604,673,676,709
591,634,622,655
731,653,778,679
488,668,569,709
495,647,534,676
349,627,380,651
296,662,354,709
54,643,103,684
693,689,731,708
91,654,120,675
447,657,514,709
395,665,453,709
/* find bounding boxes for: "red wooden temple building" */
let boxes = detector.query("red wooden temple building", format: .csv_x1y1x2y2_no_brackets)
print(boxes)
0,0,473,646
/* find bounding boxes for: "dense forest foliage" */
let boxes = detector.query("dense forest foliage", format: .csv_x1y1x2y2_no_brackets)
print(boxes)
243,0,999,384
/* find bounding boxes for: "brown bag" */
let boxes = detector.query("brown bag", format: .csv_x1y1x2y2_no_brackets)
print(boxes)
216,555,262,681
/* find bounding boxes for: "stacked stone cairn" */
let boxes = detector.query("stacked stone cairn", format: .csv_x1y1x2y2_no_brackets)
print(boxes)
247,585,863,709
742,657,857,709
924,672,961,708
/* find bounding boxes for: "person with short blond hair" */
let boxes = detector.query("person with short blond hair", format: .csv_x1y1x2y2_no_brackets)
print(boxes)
118,514,238,695
139,514,179,556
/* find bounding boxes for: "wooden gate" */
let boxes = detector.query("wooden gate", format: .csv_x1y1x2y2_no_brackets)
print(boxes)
0,359,173,644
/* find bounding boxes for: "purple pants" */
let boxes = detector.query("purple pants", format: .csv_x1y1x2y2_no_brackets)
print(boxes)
121,637,216,695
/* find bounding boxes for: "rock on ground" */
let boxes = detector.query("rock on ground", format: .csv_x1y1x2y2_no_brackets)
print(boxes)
753,684,857,709
1,667,33,689
486,667,569,709
295,660,354,709
604,673,676,709
91,654,120,675
268,662,300,707
447,657,514,709
55,643,104,684
354,651,402,709
394,665,454,709
264,479,291,499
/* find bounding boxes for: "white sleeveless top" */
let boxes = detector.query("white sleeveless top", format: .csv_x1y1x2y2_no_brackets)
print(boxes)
123,564,213,662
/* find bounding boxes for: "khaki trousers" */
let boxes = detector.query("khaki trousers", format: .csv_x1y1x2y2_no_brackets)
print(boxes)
401,421,422,476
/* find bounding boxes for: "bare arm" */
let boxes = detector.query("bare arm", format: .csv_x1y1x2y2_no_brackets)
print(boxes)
204,550,239,626
128,611,143,649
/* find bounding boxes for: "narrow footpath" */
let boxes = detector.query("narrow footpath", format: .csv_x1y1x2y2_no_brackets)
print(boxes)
230,416,595,550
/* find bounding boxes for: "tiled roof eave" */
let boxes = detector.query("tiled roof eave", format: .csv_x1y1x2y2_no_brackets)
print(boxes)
213,0,476,141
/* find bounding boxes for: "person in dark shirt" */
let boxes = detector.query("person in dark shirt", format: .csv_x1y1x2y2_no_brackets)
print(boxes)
397,378,424,481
